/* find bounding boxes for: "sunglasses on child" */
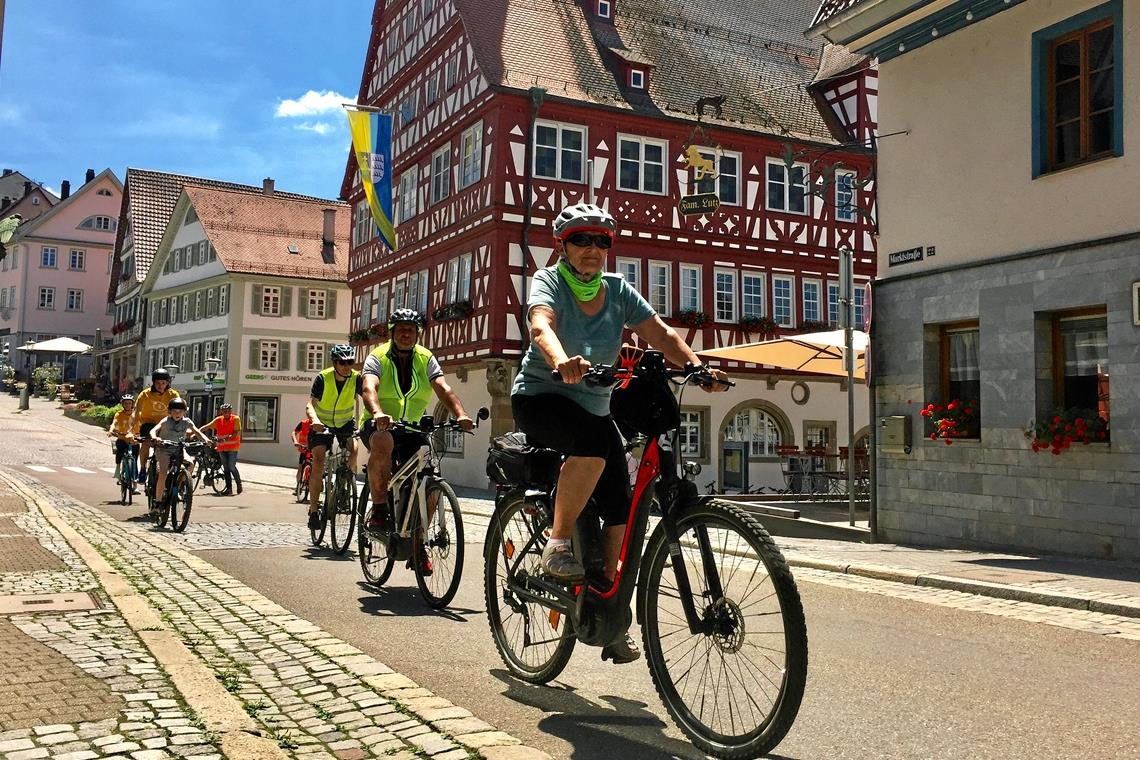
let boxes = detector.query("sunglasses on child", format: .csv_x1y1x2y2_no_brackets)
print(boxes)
564,232,613,249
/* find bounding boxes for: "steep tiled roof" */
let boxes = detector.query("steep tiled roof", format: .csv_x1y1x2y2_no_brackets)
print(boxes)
812,42,868,84
183,186,349,283
454,0,834,142
110,169,342,301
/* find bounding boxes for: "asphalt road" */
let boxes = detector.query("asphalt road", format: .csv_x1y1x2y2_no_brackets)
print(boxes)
6,400,1140,759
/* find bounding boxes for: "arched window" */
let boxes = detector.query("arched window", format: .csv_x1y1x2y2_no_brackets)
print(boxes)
724,406,785,457
78,215,117,232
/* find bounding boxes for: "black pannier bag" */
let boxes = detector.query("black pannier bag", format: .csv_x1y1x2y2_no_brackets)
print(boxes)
487,432,562,486
610,362,680,439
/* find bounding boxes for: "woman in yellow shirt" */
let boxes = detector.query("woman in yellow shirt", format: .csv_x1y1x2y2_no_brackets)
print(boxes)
130,368,180,485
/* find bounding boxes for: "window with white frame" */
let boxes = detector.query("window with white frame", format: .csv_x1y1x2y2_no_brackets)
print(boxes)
217,338,227,366
308,289,327,319
773,275,794,327
414,269,429,313
41,247,57,268
192,343,200,372
597,0,612,18
680,265,701,312
742,272,766,318
615,258,640,293
66,289,83,311
629,69,644,89
460,121,483,188
0,289,6,308
180,294,189,322
431,145,451,203
194,291,203,320
648,262,670,316
835,171,856,222
353,201,374,247
198,241,208,264
446,55,460,89
766,160,809,214
69,249,85,270
694,150,741,205
259,340,279,371
803,280,821,323
400,93,418,129
854,285,866,330
827,281,840,326
376,285,389,323
426,75,439,105
219,284,228,315
679,410,703,457
306,342,326,372
38,287,54,309
394,278,407,310
206,288,216,317
358,292,372,330
714,270,737,322
398,170,417,224
262,286,281,316
618,135,666,194
534,121,585,182
446,253,473,303
726,407,784,458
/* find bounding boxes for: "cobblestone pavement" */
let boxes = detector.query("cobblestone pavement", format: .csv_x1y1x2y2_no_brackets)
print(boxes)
0,476,222,760
1,468,545,760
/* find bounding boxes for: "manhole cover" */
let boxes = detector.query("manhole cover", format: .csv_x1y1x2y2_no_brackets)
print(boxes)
0,592,102,614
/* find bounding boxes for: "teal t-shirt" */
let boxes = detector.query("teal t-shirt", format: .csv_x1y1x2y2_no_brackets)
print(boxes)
512,266,655,416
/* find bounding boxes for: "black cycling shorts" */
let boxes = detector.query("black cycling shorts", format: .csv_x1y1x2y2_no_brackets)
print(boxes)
308,423,354,451
512,393,631,527
360,420,425,471
140,422,157,438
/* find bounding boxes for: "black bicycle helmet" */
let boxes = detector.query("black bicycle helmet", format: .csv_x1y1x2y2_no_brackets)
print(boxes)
151,368,171,383
167,397,188,411
388,308,426,332
329,344,356,362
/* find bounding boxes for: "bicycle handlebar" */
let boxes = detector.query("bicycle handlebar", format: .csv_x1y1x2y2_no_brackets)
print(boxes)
549,361,735,389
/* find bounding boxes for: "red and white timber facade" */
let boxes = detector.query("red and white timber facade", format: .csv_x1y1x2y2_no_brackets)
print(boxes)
344,0,878,490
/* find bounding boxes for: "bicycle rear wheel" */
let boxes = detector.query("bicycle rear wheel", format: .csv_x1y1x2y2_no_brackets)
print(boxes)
169,472,194,533
637,499,807,759
357,489,394,586
484,494,575,684
329,468,357,555
415,479,464,609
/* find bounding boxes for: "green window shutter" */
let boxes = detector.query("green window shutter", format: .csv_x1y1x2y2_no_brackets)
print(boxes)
252,284,262,315
299,288,309,319
326,290,336,320
281,287,292,317
249,339,260,371
279,341,291,370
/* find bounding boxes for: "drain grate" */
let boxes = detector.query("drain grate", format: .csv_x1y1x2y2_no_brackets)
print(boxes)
0,592,102,614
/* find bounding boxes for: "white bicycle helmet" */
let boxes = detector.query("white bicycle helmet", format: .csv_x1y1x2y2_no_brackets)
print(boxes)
552,202,616,240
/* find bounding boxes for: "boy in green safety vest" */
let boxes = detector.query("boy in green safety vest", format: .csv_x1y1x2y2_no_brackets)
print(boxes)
304,344,364,529
359,308,474,576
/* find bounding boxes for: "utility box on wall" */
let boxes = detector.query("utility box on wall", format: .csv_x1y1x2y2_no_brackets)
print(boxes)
880,415,912,454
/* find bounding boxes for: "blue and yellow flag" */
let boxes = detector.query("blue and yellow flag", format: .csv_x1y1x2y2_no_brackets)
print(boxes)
347,109,397,252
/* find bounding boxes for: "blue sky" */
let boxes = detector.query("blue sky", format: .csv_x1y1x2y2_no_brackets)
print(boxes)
1,1,373,200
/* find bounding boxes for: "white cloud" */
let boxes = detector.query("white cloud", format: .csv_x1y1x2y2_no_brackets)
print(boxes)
295,122,334,135
275,90,351,118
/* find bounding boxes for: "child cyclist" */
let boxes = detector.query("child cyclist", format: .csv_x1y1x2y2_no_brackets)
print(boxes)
106,394,140,485
149,397,209,502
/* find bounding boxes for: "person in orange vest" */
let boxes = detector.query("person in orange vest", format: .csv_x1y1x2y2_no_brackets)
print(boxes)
202,403,242,495
290,418,312,496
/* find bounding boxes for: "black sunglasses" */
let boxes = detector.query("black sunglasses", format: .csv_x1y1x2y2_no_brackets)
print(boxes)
334,359,354,366
565,232,613,249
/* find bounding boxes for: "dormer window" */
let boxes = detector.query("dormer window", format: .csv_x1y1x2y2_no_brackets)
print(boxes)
597,0,611,19
629,69,645,89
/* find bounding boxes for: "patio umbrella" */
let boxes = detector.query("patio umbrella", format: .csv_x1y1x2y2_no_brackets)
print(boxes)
28,337,92,353
699,329,867,379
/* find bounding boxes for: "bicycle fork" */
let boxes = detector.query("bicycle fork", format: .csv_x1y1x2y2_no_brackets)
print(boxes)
660,509,724,637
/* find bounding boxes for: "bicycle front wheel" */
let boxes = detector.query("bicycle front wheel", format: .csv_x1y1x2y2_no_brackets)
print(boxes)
357,488,394,586
329,469,357,555
415,479,464,609
209,461,227,495
295,465,311,503
484,494,575,684
169,472,194,533
637,499,808,759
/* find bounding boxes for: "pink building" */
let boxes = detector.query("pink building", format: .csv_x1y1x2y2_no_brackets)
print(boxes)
1,169,122,381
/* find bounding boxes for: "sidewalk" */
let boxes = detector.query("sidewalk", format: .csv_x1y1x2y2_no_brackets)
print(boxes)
0,466,548,760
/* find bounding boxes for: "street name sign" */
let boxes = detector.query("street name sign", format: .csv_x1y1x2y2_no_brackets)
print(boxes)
888,246,924,266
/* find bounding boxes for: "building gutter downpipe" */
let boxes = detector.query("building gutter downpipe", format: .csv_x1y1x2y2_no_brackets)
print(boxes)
520,87,547,347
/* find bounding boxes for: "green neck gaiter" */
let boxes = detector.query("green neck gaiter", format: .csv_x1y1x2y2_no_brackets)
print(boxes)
557,259,602,301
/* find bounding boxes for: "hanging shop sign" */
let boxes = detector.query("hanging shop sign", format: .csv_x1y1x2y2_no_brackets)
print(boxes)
679,193,721,216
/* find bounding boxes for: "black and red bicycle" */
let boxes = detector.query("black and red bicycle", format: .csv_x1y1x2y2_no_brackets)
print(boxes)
484,348,807,759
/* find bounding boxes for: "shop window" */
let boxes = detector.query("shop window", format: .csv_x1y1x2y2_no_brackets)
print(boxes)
1054,311,1109,427
242,396,279,442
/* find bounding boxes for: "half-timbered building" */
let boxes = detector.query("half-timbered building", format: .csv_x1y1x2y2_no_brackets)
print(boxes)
344,0,879,489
